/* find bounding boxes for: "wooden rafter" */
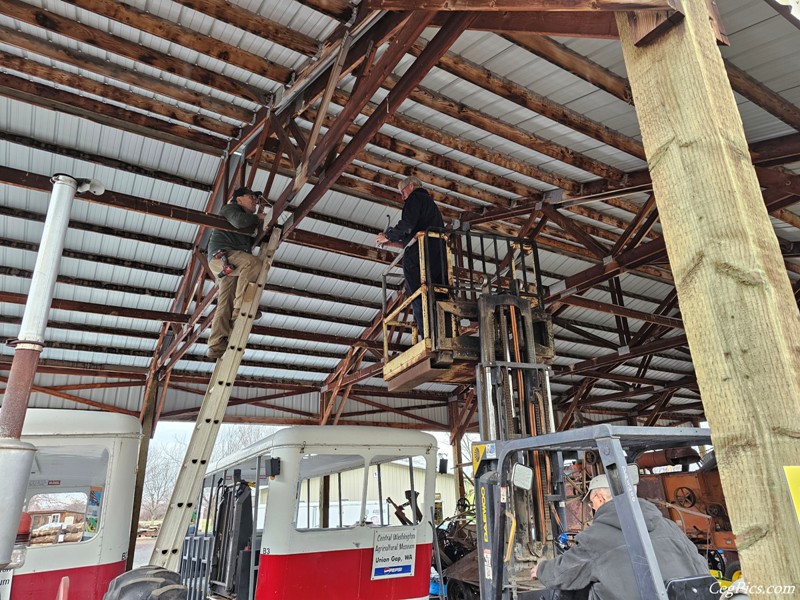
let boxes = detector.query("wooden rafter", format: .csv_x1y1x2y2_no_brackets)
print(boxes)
364,0,678,10
0,72,226,153
170,0,319,56
430,10,619,37
0,25,252,123
0,0,262,102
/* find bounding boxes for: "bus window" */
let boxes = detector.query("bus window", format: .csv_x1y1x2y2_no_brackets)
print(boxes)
24,443,109,545
367,456,428,526
27,492,88,544
255,455,271,531
295,454,365,529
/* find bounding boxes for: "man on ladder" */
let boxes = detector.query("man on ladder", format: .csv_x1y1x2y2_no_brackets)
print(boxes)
207,187,270,360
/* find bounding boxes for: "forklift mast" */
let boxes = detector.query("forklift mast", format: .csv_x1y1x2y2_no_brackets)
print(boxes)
472,270,560,599
380,228,559,598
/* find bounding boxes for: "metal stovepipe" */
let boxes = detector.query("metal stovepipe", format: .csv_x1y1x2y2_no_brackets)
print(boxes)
0,174,103,568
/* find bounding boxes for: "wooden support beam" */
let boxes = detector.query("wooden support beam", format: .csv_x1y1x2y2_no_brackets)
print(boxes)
0,165,230,228
505,33,632,102
618,2,800,589
170,0,319,56
508,26,800,137
724,60,800,132
558,294,683,329
0,73,226,154
392,74,627,182
296,0,352,19
304,106,538,199
365,0,678,10
0,236,184,277
0,0,263,103
413,43,645,159
0,132,212,192
0,25,252,123
0,51,237,137
61,0,292,83
431,10,619,37
0,291,189,324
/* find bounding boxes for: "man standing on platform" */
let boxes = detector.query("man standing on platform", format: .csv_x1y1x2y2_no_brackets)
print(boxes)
206,187,267,360
375,176,445,337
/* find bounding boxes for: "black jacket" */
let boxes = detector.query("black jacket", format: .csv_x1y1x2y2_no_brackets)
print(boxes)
208,203,259,257
384,188,444,249
537,499,708,600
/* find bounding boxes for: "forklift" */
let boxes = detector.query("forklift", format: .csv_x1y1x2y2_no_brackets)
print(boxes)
384,229,726,600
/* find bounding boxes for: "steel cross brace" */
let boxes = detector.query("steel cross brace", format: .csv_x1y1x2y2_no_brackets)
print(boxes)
319,293,403,425
269,12,477,238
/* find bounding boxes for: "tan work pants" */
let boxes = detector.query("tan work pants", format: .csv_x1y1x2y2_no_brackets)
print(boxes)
207,250,262,347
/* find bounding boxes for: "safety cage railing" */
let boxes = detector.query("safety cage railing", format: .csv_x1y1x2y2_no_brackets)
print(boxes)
381,228,551,375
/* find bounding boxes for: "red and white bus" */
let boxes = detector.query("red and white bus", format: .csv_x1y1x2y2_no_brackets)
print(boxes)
181,426,437,600
3,409,141,600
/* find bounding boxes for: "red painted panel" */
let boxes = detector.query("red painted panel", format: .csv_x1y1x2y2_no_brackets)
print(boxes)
11,560,125,600
255,544,432,600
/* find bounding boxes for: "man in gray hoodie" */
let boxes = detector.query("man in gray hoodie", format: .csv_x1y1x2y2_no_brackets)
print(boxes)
533,468,709,599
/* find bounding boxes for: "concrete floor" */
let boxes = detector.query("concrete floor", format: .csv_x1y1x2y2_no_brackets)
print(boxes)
133,537,157,569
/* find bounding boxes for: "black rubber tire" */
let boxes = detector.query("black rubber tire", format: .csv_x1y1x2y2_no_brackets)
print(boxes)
104,567,186,600
447,579,479,600
724,561,742,582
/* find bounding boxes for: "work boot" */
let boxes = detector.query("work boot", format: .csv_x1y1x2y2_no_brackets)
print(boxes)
206,338,228,360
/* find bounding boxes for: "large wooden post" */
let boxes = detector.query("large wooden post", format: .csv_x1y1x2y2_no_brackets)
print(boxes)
617,3,800,589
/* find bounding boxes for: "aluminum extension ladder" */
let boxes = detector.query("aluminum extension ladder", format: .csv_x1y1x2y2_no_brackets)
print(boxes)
150,226,282,572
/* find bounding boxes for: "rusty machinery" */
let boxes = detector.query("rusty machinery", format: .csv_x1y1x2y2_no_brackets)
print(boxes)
637,449,738,579
560,447,738,581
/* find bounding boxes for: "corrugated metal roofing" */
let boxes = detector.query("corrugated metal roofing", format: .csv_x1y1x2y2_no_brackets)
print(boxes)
0,0,797,432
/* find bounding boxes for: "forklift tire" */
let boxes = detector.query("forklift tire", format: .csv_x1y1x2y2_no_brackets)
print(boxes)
104,566,187,600
724,561,742,582
446,579,479,600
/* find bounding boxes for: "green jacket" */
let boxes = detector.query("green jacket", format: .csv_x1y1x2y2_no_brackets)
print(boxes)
208,203,259,257
537,499,708,600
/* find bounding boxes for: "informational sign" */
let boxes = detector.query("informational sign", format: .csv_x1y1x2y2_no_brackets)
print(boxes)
785,466,800,525
371,528,416,580
85,486,103,534
0,568,13,600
